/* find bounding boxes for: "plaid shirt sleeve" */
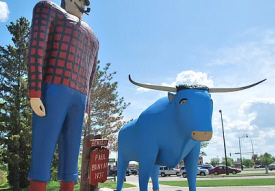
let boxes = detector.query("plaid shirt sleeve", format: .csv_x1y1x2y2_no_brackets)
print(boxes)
27,1,56,98
86,44,99,113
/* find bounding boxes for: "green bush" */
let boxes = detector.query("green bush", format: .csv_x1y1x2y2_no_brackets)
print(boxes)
0,170,8,186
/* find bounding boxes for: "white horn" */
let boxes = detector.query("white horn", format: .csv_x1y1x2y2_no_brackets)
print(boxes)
209,79,266,93
129,75,177,92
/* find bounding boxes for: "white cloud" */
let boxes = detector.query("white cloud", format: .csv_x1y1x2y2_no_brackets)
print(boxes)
136,70,214,92
160,70,214,89
175,71,214,87
239,98,275,129
0,1,9,22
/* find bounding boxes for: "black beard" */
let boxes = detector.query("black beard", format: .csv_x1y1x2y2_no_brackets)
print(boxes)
74,2,90,15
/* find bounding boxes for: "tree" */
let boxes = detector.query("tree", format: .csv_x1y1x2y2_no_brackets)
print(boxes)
0,17,32,190
259,152,274,166
84,62,131,151
210,157,220,167
222,157,233,167
253,154,261,165
242,159,253,168
200,142,209,156
259,152,274,174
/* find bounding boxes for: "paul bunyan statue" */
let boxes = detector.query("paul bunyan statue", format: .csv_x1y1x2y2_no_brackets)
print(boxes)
26,0,99,190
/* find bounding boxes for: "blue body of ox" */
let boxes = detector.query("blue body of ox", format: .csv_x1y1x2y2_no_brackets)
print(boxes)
116,88,213,191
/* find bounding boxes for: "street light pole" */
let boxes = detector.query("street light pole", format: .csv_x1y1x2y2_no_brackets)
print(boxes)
245,134,255,168
238,137,243,170
219,110,229,175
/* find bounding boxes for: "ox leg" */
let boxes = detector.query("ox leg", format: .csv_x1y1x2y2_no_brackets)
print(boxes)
116,155,129,191
150,165,160,191
138,149,158,191
184,142,201,191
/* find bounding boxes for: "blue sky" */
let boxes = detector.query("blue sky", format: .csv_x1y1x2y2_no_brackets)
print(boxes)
1,0,275,164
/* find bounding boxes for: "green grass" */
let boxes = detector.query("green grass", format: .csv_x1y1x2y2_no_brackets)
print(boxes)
0,181,136,191
159,178,275,187
19,181,79,191
99,181,135,189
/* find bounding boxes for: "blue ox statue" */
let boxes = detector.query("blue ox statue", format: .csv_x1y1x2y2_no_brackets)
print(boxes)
116,76,265,191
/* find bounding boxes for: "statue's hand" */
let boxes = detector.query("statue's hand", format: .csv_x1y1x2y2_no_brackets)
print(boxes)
30,98,46,117
84,113,88,124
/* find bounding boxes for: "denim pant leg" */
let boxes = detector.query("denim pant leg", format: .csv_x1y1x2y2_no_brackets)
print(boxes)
28,83,72,182
57,90,87,181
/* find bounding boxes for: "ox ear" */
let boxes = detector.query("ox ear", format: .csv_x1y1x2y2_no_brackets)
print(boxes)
168,92,175,102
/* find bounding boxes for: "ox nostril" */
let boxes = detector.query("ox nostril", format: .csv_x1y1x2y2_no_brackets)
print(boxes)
193,132,195,135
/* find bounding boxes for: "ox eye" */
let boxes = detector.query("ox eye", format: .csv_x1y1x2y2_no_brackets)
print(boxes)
179,98,187,104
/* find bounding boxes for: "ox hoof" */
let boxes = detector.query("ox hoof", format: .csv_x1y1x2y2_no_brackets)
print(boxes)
153,190,159,191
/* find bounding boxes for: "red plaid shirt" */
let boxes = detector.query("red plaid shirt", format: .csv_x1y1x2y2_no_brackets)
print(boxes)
27,1,99,104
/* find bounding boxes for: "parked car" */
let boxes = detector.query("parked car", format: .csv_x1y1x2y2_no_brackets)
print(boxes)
254,165,265,169
159,166,181,177
209,165,241,175
200,164,214,172
126,169,130,176
181,166,209,178
269,163,275,171
108,169,117,176
129,169,138,175
108,169,130,176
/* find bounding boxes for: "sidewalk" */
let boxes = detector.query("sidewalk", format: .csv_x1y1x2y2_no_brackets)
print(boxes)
124,185,275,191
100,185,275,191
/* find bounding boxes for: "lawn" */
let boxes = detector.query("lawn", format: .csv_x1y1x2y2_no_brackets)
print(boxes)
0,181,136,191
159,178,275,187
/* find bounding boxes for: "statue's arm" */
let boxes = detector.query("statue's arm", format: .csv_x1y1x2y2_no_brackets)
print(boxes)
85,41,99,113
27,2,56,117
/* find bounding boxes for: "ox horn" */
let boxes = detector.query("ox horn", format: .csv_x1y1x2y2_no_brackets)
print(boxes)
129,75,177,92
208,79,266,93
129,75,266,93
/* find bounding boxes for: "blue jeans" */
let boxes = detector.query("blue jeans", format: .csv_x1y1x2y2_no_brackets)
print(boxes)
28,83,87,182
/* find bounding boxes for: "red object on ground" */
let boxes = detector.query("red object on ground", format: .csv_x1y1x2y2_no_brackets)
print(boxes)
29,180,47,191
88,148,109,185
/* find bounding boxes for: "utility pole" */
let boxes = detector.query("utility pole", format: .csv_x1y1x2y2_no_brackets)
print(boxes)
219,110,229,175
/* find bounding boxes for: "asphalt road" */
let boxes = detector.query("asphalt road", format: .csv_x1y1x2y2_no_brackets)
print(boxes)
100,170,275,191
124,170,274,183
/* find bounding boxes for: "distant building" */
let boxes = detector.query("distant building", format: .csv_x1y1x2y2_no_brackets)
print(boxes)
199,156,203,165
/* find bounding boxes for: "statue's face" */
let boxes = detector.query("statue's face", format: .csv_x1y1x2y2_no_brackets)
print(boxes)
64,0,86,19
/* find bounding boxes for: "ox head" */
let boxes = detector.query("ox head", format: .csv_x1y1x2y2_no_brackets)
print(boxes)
129,75,266,142
168,85,213,141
